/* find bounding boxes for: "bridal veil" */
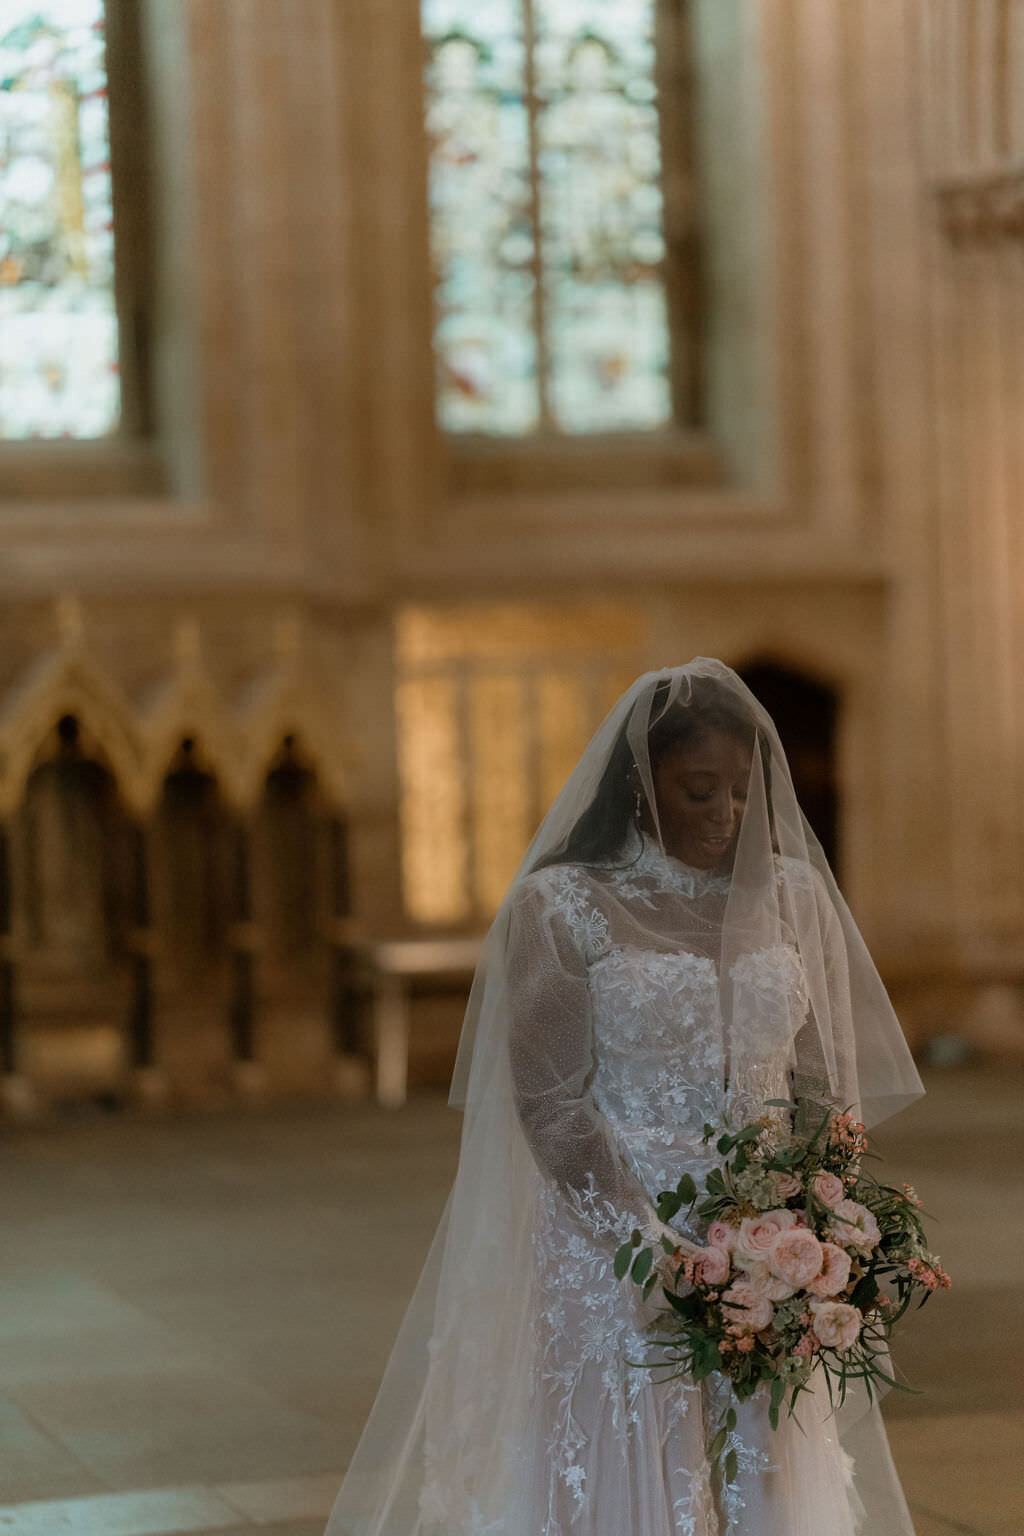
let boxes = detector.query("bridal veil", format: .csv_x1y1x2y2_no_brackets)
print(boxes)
326,659,924,1536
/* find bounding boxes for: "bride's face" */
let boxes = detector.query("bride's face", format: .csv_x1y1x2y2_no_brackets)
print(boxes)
649,727,754,869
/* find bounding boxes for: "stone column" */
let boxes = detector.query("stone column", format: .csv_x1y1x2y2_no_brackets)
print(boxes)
228,815,265,1100
0,821,34,1118
328,813,371,1099
126,819,168,1107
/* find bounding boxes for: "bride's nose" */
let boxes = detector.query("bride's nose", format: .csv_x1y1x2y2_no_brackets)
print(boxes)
708,792,735,828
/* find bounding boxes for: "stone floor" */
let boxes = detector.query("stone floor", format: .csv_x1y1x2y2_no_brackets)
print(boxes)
0,1066,1020,1536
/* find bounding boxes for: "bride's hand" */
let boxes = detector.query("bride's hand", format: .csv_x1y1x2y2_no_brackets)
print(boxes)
647,1220,700,1291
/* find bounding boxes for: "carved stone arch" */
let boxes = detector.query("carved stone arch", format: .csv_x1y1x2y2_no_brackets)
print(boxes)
735,653,841,874
0,654,144,817
254,734,329,966
140,693,244,816
151,737,235,985
241,691,355,815
15,713,136,971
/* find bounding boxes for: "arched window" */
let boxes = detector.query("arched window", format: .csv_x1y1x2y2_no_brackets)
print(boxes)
422,0,695,437
0,0,149,441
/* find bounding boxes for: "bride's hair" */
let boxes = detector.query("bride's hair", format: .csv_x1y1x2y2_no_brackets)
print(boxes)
533,676,770,872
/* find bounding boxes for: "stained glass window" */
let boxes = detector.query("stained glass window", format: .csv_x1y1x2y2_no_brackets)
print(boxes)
0,0,120,439
422,0,673,435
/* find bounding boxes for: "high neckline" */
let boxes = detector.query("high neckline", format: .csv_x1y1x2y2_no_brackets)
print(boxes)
616,828,733,897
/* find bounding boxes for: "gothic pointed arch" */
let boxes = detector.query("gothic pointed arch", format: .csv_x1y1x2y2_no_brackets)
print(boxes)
736,655,840,875
0,650,142,816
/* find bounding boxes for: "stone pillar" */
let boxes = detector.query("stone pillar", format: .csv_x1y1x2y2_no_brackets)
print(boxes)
228,815,265,1100
328,813,371,1099
0,821,34,1118
126,819,168,1107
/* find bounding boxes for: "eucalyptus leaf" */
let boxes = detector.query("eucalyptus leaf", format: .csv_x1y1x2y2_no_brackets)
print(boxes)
769,1375,786,1431
724,1449,738,1485
631,1246,653,1284
614,1241,634,1280
850,1273,880,1311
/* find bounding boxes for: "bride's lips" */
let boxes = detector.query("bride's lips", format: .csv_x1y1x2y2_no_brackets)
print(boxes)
699,835,731,854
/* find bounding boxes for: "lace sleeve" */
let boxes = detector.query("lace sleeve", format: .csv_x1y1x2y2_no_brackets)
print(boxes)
505,871,661,1249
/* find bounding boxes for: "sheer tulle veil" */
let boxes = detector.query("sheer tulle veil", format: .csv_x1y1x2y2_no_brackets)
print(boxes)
326,659,924,1536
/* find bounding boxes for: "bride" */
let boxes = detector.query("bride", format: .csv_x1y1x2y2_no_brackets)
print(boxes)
326,660,924,1536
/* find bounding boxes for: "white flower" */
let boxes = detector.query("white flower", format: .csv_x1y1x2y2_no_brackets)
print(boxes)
810,1299,862,1351
829,1198,881,1257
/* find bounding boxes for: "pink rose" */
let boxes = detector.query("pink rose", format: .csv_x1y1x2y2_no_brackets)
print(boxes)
706,1220,736,1252
809,1300,862,1351
829,1199,881,1257
722,1280,774,1334
812,1172,845,1208
734,1209,797,1269
769,1226,824,1290
808,1242,852,1298
693,1245,731,1287
773,1172,802,1201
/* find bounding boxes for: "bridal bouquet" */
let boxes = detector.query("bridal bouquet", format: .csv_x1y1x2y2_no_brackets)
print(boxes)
616,1104,950,1485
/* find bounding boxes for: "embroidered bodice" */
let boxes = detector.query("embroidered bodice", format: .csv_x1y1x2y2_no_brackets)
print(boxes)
507,836,811,1237
490,837,839,1536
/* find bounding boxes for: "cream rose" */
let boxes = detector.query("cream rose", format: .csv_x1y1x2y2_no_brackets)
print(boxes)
738,1258,797,1302
829,1199,881,1257
693,1244,731,1287
808,1242,852,1298
809,1300,862,1351
812,1171,845,1208
772,1172,802,1201
734,1209,797,1269
722,1280,774,1335
768,1226,824,1290
706,1219,736,1252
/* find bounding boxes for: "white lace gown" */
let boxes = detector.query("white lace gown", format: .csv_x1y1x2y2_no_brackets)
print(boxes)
499,838,913,1536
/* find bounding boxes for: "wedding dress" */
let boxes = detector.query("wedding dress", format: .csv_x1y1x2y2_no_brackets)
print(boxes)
326,662,924,1536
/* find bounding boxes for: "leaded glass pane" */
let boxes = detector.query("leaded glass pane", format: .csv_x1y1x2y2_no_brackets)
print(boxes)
0,0,120,439
533,0,670,432
423,1,539,433
422,0,673,435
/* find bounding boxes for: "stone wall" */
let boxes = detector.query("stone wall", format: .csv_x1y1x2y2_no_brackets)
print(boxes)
1,0,1022,1107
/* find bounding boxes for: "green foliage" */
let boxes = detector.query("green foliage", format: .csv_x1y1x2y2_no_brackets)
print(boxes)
768,1375,787,1432
613,1241,634,1280
656,1191,683,1222
615,1106,947,1490
631,1246,653,1285
849,1272,880,1311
